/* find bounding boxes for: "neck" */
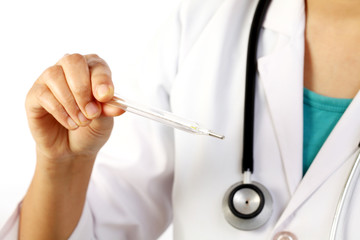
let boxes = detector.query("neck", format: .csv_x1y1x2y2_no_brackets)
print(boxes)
306,0,360,20
304,0,360,99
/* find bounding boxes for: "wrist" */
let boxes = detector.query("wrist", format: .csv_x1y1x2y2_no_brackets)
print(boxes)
20,153,95,240
34,150,96,188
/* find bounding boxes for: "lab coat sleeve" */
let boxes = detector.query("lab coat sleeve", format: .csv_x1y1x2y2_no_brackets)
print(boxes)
0,200,94,239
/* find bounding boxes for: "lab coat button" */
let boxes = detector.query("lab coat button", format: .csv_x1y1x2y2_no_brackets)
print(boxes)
273,231,297,240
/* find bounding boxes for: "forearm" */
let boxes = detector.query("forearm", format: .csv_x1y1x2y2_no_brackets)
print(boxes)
19,154,95,240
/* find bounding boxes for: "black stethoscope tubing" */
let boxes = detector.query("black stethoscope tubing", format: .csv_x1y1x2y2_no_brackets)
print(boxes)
242,0,272,173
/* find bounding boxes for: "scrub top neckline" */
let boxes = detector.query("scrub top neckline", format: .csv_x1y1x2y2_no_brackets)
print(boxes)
303,88,352,113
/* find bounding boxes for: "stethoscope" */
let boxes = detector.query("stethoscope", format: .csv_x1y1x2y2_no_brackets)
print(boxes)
221,0,360,238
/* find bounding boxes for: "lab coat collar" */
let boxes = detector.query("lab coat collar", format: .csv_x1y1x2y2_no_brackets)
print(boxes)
262,0,305,37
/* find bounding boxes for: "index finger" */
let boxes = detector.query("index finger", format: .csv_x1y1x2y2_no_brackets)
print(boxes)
85,54,114,103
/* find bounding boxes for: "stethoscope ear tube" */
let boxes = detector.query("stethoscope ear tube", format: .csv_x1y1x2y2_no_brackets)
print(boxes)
329,150,360,240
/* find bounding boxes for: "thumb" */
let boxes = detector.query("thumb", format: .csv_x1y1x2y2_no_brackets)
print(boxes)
88,114,114,138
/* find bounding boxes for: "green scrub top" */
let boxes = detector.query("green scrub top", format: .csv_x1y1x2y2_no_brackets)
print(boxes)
303,88,352,175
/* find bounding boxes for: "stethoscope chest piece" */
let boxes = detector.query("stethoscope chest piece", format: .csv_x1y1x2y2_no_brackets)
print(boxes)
222,181,273,230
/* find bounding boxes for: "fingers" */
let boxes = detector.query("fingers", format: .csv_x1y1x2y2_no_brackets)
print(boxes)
27,82,79,130
85,54,114,102
28,53,123,130
41,65,90,127
84,55,124,117
57,54,101,120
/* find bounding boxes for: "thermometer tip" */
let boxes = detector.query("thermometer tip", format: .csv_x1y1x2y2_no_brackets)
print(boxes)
209,132,225,140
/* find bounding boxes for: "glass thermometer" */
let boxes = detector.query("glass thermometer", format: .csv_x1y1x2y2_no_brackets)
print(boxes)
106,94,225,140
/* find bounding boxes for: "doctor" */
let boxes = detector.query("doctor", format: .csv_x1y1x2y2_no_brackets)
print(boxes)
1,0,360,239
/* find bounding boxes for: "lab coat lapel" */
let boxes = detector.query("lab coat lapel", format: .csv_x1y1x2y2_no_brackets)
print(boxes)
257,38,305,229
258,38,304,195
257,0,305,195
256,0,308,227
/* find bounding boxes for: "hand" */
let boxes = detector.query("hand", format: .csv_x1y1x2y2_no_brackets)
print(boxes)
20,54,124,240
26,54,124,162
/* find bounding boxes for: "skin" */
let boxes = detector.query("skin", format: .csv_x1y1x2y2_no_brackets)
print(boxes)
19,0,360,239
19,54,124,239
304,0,360,98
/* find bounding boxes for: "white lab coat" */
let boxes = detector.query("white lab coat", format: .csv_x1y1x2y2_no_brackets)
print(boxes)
1,0,360,239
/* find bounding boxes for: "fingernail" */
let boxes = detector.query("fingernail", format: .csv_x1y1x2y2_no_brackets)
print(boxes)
78,111,89,124
97,84,111,99
85,101,99,118
67,117,78,129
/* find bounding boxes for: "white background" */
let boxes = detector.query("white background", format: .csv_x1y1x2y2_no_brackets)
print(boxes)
0,0,180,239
